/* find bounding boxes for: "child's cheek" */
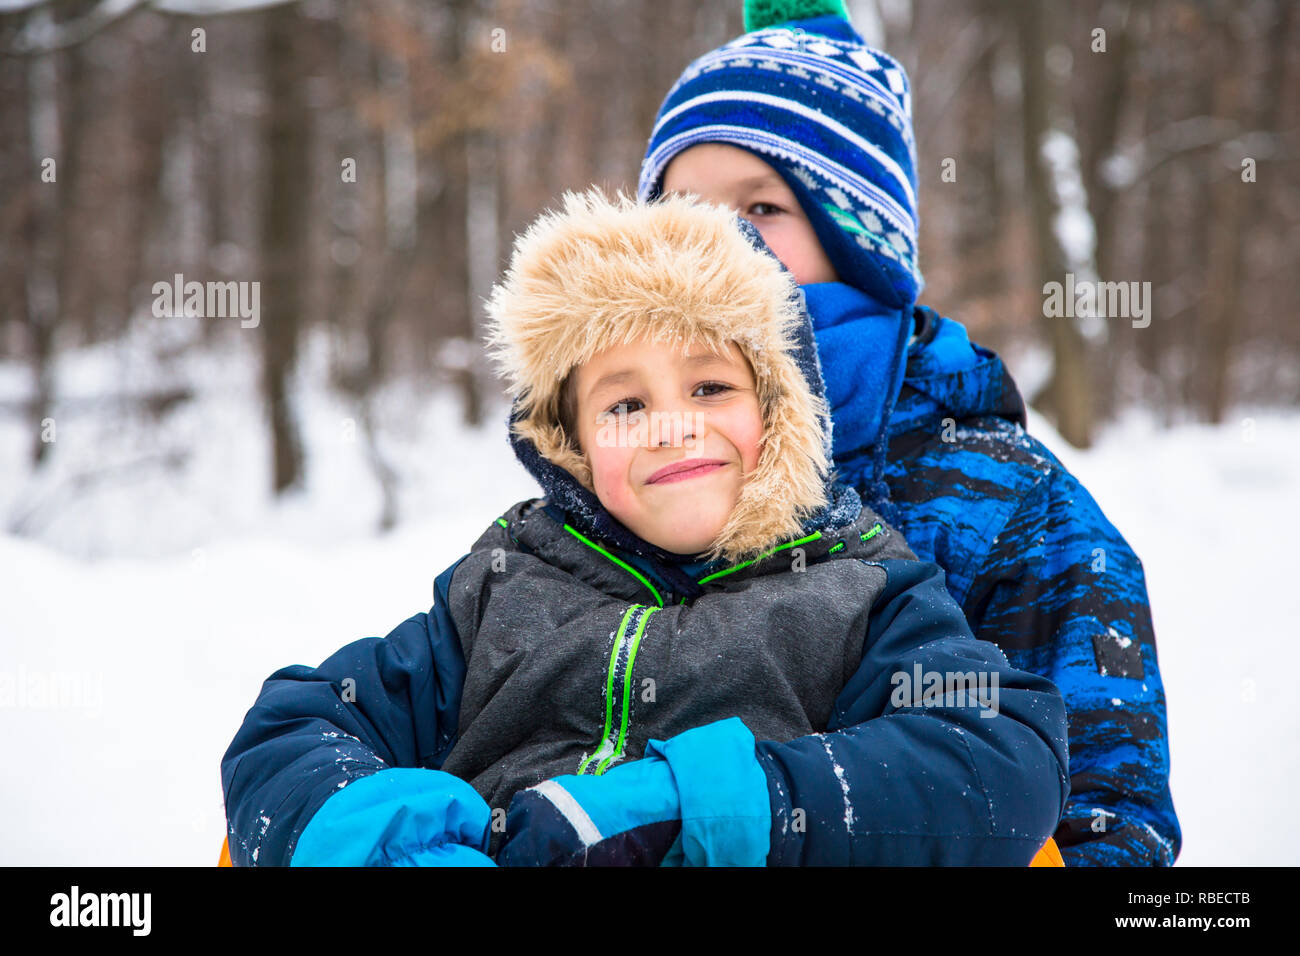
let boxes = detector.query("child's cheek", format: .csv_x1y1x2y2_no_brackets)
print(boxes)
588,444,639,519
717,399,765,475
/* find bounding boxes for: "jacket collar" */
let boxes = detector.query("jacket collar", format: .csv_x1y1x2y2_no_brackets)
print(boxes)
887,305,1027,440
497,483,868,605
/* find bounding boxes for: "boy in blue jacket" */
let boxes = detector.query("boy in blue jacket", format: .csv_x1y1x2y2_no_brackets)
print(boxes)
637,0,1179,864
221,188,1069,867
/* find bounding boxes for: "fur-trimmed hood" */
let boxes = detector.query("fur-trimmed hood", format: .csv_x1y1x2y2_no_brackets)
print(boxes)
485,186,860,567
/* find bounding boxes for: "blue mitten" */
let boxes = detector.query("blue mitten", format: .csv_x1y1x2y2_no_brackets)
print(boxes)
291,767,496,867
498,717,770,867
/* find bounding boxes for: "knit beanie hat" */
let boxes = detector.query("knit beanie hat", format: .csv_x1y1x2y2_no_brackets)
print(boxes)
485,186,862,566
637,0,922,310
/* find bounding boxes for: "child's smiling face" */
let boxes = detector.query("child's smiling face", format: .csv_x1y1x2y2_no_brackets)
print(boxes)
661,143,840,286
571,336,764,556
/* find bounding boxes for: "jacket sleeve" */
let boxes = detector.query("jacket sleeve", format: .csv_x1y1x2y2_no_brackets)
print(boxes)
220,559,468,866
758,558,1071,866
962,463,1180,866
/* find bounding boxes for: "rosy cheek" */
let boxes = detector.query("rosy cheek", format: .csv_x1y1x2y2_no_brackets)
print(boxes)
713,402,764,475
740,414,764,474
588,445,637,514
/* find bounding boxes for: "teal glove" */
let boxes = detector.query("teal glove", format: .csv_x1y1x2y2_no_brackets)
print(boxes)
498,717,770,867
291,768,496,867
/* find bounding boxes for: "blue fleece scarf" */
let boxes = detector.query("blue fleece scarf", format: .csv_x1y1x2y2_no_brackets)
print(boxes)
800,281,912,462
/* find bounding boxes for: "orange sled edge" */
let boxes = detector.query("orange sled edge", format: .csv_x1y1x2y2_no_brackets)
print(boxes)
1030,837,1064,867
220,834,1064,867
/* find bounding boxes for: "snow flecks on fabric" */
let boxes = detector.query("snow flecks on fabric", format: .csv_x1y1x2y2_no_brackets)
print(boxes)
819,734,855,832
321,730,363,743
1092,626,1145,679
236,809,272,866
587,739,617,768
1137,819,1177,866
772,777,790,836
331,745,364,769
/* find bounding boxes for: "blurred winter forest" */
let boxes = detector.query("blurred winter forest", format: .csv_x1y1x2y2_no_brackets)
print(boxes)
1,0,1297,530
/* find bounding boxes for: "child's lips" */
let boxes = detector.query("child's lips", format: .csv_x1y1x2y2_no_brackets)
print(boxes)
645,459,729,485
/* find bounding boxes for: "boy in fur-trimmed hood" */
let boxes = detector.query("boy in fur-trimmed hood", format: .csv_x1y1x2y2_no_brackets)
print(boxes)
488,184,850,570
220,187,1069,868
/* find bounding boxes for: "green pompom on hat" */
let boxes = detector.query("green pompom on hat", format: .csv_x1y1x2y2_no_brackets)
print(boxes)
744,0,851,32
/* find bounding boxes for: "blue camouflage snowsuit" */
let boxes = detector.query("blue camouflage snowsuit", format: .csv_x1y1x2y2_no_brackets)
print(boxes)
836,302,1180,866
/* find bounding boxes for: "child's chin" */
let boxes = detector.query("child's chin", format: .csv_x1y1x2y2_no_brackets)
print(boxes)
643,515,729,556
617,490,737,555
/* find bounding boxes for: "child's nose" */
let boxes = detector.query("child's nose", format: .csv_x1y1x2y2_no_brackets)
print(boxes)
656,426,696,448
650,401,703,449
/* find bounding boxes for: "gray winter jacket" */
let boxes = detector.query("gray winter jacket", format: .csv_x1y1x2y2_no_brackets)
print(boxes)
439,493,914,812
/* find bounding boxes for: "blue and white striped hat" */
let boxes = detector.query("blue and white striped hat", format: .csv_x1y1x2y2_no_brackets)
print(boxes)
638,0,922,309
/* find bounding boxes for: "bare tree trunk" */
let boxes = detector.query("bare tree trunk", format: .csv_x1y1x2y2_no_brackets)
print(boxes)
956,9,1001,303
1198,8,1246,425
26,28,59,467
54,40,89,342
462,0,503,429
1136,50,1173,426
120,19,172,341
324,0,369,335
260,2,309,494
1014,0,1093,447
1201,0,1293,421
1079,1,1132,287
436,0,483,426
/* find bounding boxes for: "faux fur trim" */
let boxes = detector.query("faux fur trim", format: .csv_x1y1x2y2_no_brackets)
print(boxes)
485,186,831,564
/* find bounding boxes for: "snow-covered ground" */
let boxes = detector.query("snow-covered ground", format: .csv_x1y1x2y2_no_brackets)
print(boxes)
1,325,1296,865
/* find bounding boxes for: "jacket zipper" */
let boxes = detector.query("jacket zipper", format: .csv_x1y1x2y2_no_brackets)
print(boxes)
577,603,658,775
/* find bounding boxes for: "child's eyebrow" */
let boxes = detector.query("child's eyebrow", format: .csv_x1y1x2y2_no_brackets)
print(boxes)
586,369,638,401
681,351,736,366
584,352,738,402
664,173,781,199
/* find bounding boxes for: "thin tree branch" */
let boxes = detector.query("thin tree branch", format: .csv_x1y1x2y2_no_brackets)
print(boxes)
1,0,298,55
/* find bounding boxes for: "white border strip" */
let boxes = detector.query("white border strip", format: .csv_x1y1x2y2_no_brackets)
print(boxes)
532,780,604,847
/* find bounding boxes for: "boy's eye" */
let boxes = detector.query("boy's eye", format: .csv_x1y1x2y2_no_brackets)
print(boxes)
606,399,643,416
694,382,732,398
747,202,781,217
